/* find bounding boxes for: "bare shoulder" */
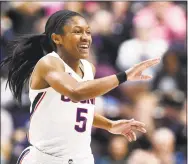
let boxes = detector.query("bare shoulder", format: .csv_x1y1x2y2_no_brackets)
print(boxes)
36,55,65,73
38,55,64,68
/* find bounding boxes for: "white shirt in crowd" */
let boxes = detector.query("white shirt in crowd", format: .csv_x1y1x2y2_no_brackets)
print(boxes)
116,38,168,76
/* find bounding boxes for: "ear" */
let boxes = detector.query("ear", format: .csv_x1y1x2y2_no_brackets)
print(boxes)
51,33,63,45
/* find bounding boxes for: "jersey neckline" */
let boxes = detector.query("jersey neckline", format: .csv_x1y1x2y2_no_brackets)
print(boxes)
51,51,86,81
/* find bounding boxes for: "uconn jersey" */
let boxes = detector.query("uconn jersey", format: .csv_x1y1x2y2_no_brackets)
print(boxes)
28,52,95,162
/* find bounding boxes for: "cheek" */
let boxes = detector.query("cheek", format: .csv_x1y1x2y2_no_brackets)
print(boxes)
69,35,81,47
64,36,79,49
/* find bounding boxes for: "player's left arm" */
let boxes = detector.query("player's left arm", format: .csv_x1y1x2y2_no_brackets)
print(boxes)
93,113,147,142
90,62,147,142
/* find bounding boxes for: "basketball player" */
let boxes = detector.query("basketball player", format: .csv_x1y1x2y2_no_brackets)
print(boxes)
1,10,160,164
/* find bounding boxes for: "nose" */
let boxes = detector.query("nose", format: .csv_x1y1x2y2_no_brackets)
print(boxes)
81,32,90,42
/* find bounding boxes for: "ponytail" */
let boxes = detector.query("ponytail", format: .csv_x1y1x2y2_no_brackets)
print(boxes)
0,33,53,102
1,9,85,103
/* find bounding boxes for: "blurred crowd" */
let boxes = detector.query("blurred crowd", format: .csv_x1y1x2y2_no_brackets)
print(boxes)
0,1,187,164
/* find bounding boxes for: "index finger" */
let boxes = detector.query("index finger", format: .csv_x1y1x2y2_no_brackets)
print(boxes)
130,121,146,127
132,126,147,133
137,58,161,70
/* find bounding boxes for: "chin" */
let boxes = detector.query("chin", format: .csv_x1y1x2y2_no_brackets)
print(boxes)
79,53,89,59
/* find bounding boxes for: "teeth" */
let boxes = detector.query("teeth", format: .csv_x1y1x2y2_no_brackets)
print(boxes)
79,45,88,48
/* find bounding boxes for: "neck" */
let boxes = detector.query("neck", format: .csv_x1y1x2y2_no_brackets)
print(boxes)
56,48,80,73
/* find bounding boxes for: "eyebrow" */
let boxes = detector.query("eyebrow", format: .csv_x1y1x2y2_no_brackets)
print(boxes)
73,26,90,29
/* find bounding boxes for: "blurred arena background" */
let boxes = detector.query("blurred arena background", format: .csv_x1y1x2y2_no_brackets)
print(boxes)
0,1,187,164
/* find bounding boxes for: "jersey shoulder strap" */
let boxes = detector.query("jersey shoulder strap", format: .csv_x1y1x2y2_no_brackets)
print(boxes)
81,59,94,80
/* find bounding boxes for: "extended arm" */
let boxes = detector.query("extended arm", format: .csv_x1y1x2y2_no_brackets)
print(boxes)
37,56,119,102
37,56,160,102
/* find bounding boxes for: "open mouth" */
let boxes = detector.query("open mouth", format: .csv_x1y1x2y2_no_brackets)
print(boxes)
78,44,89,52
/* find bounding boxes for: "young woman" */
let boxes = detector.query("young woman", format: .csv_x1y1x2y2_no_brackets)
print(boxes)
1,10,160,164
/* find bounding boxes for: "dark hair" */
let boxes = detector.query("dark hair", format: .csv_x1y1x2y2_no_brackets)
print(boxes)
0,10,83,102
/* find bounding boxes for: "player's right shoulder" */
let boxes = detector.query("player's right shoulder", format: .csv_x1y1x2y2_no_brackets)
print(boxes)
37,55,65,70
35,55,65,76
37,55,62,66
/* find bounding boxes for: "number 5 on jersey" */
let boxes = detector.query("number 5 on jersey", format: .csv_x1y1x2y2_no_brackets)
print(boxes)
75,108,88,132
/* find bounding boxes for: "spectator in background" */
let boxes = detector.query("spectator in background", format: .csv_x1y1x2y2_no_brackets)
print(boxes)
154,92,187,163
63,2,84,14
33,16,48,34
89,9,113,62
83,2,101,18
133,92,157,136
1,15,13,62
110,2,133,42
89,10,113,37
134,2,186,43
1,77,15,109
1,108,13,164
127,149,160,164
179,101,187,158
116,18,168,76
128,92,157,151
152,50,186,95
1,74,30,110
90,2,134,67
99,136,129,164
151,128,179,164
1,2,45,66
39,2,64,16
5,2,45,35
89,10,121,98
8,126,30,164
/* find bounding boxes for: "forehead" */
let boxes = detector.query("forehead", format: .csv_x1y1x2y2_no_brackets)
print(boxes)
64,16,89,28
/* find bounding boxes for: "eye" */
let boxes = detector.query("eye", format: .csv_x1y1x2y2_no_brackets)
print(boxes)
74,30,81,34
86,31,91,35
